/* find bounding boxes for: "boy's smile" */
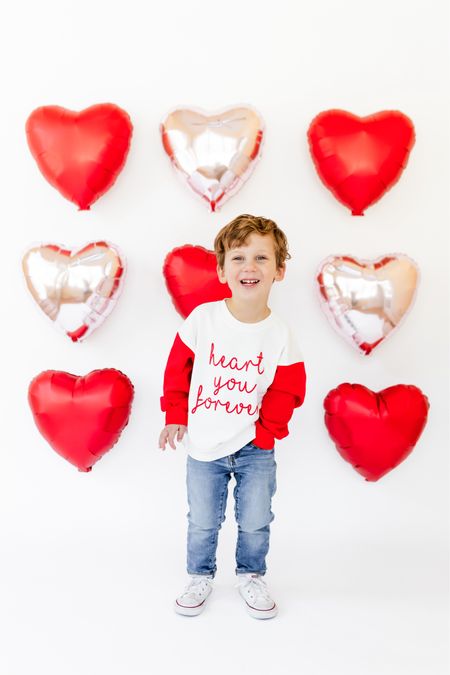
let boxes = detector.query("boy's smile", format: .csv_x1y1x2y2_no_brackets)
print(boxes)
216,232,285,322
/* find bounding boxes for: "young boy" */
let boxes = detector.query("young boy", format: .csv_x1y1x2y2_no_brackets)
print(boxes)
158,214,306,619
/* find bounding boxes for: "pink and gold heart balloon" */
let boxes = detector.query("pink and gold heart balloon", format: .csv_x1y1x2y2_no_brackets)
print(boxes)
161,105,264,211
316,254,419,355
22,241,125,341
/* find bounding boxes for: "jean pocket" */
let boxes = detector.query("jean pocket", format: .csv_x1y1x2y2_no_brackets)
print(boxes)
248,442,274,452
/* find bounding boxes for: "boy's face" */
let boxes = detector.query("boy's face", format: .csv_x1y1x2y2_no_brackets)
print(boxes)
216,232,285,303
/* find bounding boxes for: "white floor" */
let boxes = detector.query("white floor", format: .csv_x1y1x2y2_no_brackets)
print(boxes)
2,527,447,675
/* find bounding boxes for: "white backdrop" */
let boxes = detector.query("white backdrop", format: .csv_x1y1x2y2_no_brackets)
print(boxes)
0,1,448,674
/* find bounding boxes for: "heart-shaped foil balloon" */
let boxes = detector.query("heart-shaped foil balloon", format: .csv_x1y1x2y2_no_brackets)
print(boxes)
324,382,429,481
161,106,264,211
26,104,133,210
28,368,134,472
22,241,125,341
316,254,419,355
307,110,415,215
163,244,231,318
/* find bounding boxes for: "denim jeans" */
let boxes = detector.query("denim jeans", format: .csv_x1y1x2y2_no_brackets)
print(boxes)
186,442,277,577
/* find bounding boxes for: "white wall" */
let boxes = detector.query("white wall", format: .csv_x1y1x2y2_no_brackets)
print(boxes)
1,1,448,674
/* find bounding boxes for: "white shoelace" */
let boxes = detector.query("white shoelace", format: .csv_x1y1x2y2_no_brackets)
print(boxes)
237,575,272,603
180,575,212,598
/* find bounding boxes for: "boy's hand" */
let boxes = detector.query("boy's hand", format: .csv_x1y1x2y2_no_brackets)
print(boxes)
159,424,187,450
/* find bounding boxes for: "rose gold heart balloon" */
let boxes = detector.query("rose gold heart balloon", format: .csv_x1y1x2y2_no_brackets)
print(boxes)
316,254,419,355
161,105,264,211
22,241,125,341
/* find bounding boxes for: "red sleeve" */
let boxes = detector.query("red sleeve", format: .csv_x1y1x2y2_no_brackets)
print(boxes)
252,362,306,449
160,333,195,425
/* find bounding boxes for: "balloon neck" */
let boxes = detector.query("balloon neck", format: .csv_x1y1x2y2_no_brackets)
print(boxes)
351,210,364,216
68,325,89,342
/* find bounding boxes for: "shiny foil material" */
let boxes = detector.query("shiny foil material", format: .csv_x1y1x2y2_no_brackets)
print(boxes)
317,254,419,355
26,104,133,210
163,244,231,318
161,106,264,211
22,241,125,341
28,369,134,472
307,110,415,215
324,383,429,481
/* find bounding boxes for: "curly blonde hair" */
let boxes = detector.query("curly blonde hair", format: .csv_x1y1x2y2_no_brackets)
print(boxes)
214,214,291,270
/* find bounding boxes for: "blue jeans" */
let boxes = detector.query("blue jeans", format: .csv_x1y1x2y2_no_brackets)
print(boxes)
186,442,277,577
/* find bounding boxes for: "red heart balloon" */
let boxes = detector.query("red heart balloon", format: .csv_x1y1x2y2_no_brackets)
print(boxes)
324,383,429,481
163,245,231,317
26,104,133,210
307,110,415,215
28,369,134,472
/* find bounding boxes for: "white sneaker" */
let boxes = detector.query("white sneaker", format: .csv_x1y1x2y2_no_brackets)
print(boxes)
236,573,278,619
174,575,213,616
